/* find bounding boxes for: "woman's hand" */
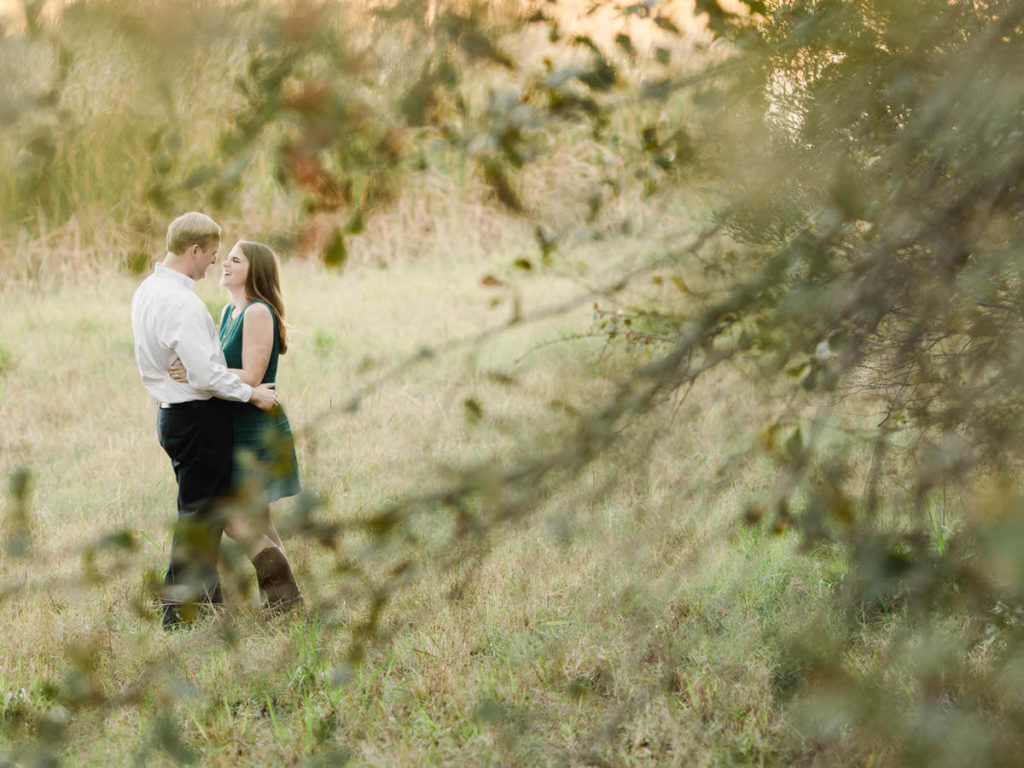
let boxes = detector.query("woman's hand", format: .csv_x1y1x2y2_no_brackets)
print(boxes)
169,359,188,383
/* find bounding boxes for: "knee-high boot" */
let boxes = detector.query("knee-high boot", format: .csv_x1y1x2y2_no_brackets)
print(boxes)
252,547,303,613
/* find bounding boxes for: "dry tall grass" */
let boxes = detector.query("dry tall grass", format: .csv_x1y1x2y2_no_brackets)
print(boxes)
0,202,857,765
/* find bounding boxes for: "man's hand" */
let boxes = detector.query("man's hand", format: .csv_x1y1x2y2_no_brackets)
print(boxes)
249,382,277,412
168,359,188,383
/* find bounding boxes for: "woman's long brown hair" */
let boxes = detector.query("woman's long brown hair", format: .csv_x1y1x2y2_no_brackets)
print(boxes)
238,240,289,354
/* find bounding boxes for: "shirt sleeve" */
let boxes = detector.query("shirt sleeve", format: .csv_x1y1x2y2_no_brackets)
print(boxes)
166,298,253,403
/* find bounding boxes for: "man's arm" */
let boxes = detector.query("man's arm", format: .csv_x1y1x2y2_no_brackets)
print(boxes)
249,382,277,411
166,299,253,402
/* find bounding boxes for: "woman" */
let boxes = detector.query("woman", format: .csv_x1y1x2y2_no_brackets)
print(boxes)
171,240,303,614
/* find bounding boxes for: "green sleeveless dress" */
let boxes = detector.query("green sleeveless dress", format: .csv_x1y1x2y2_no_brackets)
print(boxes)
219,300,301,501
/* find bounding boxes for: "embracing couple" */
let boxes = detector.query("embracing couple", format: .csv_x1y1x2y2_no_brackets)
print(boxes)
131,211,303,630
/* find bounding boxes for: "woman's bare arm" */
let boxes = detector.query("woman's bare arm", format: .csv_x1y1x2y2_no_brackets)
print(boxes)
231,302,274,387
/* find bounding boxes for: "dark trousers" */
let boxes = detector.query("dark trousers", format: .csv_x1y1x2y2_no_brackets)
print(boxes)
157,399,233,627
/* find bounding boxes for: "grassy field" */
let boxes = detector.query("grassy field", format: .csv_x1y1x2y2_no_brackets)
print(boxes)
0,233,863,766
5,2,1011,765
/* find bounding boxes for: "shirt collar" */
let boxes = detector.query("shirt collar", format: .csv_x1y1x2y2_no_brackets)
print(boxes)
154,262,195,290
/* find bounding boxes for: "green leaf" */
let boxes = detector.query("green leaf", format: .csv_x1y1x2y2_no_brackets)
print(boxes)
785,362,809,378
400,70,437,126
322,230,348,268
694,0,734,36
642,126,659,151
459,29,515,69
653,15,681,35
571,35,601,55
464,398,483,424
623,1,660,17
345,210,366,234
9,468,30,500
579,59,617,92
98,530,137,550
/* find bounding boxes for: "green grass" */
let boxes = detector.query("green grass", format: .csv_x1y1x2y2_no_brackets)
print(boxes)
0,245,854,766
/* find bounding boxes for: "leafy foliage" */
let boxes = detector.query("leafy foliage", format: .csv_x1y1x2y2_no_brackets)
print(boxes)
3,0,1024,764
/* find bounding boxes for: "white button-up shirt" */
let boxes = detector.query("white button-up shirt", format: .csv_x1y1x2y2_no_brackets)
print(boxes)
131,263,252,404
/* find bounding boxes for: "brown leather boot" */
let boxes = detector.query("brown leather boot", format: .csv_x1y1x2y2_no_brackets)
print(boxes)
252,547,303,615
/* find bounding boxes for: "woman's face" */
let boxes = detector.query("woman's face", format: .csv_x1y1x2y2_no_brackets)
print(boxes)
219,243,249,291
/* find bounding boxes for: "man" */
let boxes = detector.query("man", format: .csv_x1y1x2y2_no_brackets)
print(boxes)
131,211,277,629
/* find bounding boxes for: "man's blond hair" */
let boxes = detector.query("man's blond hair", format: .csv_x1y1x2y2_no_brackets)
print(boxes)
166,212,222,255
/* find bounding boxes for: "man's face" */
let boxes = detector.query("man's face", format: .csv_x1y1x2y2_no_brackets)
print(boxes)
190,241,220,280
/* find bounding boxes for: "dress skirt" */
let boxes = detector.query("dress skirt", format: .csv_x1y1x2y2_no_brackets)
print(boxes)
229,401,302,503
